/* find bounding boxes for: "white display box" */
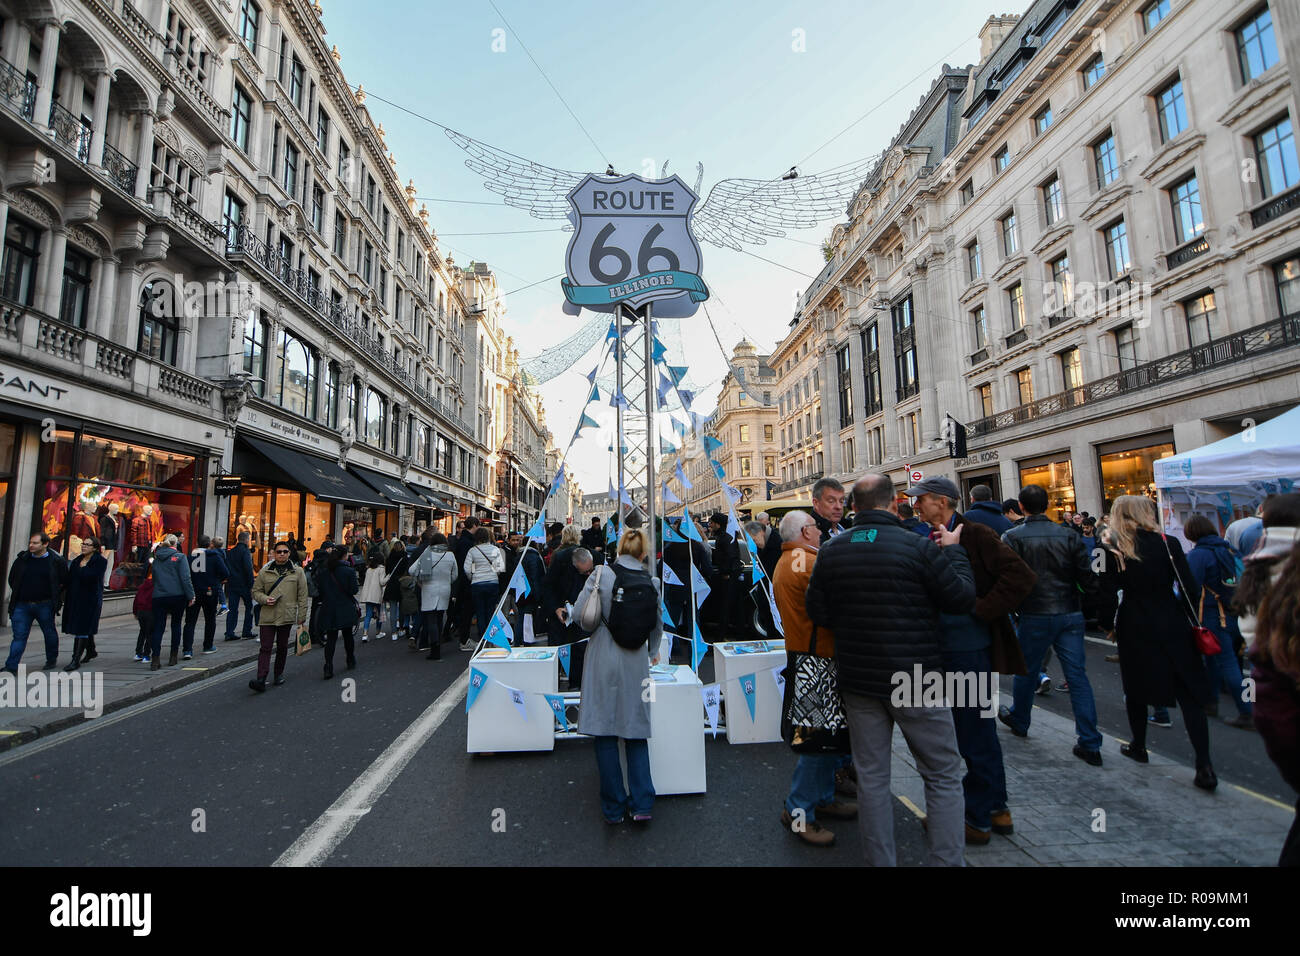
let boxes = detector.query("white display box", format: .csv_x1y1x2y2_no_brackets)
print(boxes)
466,647,559,753
713,640,786,744
622,663,706,795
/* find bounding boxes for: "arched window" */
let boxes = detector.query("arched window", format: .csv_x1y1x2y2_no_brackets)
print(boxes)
274,328,316,418
365,388,386,448
324,363,340,429
138,279,179,365
347,378,360,434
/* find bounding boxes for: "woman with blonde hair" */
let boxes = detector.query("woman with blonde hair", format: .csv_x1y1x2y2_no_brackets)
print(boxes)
572,526,663,824
1096,495,1216,789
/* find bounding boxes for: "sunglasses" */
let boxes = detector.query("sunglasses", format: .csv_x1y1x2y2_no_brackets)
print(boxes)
274,549,290,554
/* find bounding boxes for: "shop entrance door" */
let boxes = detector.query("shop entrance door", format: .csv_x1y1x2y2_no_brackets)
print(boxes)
961,472,1001,504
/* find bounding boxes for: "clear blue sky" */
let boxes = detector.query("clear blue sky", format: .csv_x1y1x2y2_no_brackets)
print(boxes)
322,0,987,492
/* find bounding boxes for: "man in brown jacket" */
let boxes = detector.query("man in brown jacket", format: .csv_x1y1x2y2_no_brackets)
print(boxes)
909,476,1036,846
249,540,309,692
774,510,856,847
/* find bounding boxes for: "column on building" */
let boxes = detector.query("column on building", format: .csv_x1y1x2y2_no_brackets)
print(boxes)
36,226,67,316
88,69,112,168
1069,433,1101,516
817,342,841,476
134,109,154,201
876,300,901,460
911,264,941,444
846,318,869,466
30,19,60,129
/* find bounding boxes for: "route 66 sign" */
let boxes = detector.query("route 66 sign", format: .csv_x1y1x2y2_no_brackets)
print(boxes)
561,173,709,317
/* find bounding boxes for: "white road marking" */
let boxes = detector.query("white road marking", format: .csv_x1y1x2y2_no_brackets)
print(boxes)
274,669,469,867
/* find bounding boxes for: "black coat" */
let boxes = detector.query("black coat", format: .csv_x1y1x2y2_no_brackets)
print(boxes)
225,543,255,593
1097,530,1209,707
806,510,976,699
383,550,410,602
316,563,360,630
8,550,69,611
62,553,107,635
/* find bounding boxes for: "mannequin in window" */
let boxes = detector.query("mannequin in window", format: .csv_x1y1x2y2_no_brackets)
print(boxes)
99,502,121,588
131,503,155,563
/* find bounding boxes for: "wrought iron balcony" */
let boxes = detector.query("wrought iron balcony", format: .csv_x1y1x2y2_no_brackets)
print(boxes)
1166,235,1210,269
1046,307,1074,328
0,56,35,121
896,380,919,401
1251,185,1300,228
1005,327,1029,348
967,313,1300,439
48,101,92,163
969,347,990,366
101,141,138,194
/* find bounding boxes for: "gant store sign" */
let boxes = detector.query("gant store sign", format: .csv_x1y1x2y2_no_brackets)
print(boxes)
0,365,70,404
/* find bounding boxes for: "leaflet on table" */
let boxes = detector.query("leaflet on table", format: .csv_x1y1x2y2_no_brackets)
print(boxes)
724,640,783,654
513,649,554,660
650,664,678,684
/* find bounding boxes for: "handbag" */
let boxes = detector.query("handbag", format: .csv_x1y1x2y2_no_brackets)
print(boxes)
780,625,851,754
1159,533,1222,656
577,566,605,632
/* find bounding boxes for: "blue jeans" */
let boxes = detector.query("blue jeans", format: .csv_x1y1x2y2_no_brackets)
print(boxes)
471,582,499,642
386,599,402,633
225,588,254,638
785,754,839,822
362,603,381,633
593,736,654,821
5,601,59,670
1009,612,1102,751
1205,627,1252,716
943,646,1007,830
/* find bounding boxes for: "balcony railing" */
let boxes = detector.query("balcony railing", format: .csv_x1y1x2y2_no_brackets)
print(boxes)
967,313,1300,439
1005,327,1029,348
48,101,92,163
0,55,35,121
969,347,989,366
1252,186,1300,228
0,297,220,414
101,141,138,194
1167,235,1210,269
226,224,474,437
1046,307,1074,329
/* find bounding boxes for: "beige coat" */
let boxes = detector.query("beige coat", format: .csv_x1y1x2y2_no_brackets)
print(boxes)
252,561,309,627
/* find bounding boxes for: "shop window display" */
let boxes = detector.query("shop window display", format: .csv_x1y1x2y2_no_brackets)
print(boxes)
38,431,201,591
1018,458,1075,522
1099,442,1173,512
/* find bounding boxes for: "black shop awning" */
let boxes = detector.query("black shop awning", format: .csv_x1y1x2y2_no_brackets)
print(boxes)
347,465,427,507
406,483,455,511
235,435,389,508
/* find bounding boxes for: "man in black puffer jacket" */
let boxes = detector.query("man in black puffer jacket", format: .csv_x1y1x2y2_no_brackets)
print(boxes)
806,474,976,867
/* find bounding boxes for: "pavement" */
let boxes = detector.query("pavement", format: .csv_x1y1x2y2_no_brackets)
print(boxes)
0,609,262,747
0,616,1294,866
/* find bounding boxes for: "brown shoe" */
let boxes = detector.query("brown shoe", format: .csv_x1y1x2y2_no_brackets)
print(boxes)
834,768,858,798
965,823,991,845
991,809,1013,835
1104,653,1120,663
167,650,178,666
780,809,835,847
815,799,858,820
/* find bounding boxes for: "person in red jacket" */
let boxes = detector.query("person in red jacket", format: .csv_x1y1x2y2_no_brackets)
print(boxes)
133,566,155,663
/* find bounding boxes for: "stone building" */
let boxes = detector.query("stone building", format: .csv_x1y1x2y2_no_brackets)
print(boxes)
777,0,1300,521
0,0,507,613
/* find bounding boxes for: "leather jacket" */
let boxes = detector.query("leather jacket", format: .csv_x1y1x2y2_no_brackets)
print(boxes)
1001,514,1098,615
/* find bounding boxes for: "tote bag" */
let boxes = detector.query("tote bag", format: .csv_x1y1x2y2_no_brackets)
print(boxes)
780,626,851,754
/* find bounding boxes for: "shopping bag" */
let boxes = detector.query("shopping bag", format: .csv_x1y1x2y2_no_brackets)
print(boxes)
295,625,312,656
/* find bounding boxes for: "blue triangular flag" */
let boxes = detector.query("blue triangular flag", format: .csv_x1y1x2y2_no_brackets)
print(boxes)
660,436,678,455
702,435,723,453
524,515,546,545
467,667,489,712
668,365,688,385
589,383,600,402
663,483,682,506
738,673,758,722
585,364,599,384
606,322,617,342
681,508,702,542
661,599,676,629
652,337,667,363
557,643,571,677
711,459,726,481
726,511,742,539
579,412,600,430
663,515,685,538
485,609,513,650
678,388,696,409
663,564,684,587
508,560,531,600
500,681,528,721
672,419,687,439
545,693,569,732
548,466,565,496
606,521,617,544
675,460,692,490
690,620,708,672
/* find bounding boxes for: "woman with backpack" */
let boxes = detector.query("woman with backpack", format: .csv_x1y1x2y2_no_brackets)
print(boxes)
1184,514,1253,729
462,527,506,645
409,531,458,660
1097,496,1215,789
572,527,663,825
317,545,360,679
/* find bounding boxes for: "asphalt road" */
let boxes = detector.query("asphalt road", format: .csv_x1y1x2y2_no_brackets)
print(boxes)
999,630,1291,802
0,635,921,866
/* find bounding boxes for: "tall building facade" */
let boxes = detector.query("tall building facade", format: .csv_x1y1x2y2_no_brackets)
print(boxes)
777,0,1300,521
0,0,516,613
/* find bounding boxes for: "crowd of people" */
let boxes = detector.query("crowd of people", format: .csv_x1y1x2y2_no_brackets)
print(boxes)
3,484,1298,866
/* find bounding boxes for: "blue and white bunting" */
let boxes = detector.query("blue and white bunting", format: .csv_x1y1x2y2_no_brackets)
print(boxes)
662,516,685,539
675,460,692,490
484,609,514,650
681,508,703,542
579,412,600,430
557,643,571,677
544,693,569,732
702,435,723,453
663,483,682,506
585,364,600,384
662,564,684,587
690,620,709,672
466,667,489,712
738,673,758,722
652,337,668,363
690,563,711,606
524,515,547,545
661,599,676,629
588,383,600,403
508,560,531,600
702,682,721,736
710,459,726,481
500,681,528,721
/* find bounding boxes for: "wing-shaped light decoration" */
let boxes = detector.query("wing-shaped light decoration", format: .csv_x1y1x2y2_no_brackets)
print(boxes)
445,129,584,222
692,154,882,251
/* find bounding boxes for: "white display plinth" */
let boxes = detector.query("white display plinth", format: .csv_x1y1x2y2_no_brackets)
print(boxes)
466,647,559,753
713,640,786,744
622,663,706,795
